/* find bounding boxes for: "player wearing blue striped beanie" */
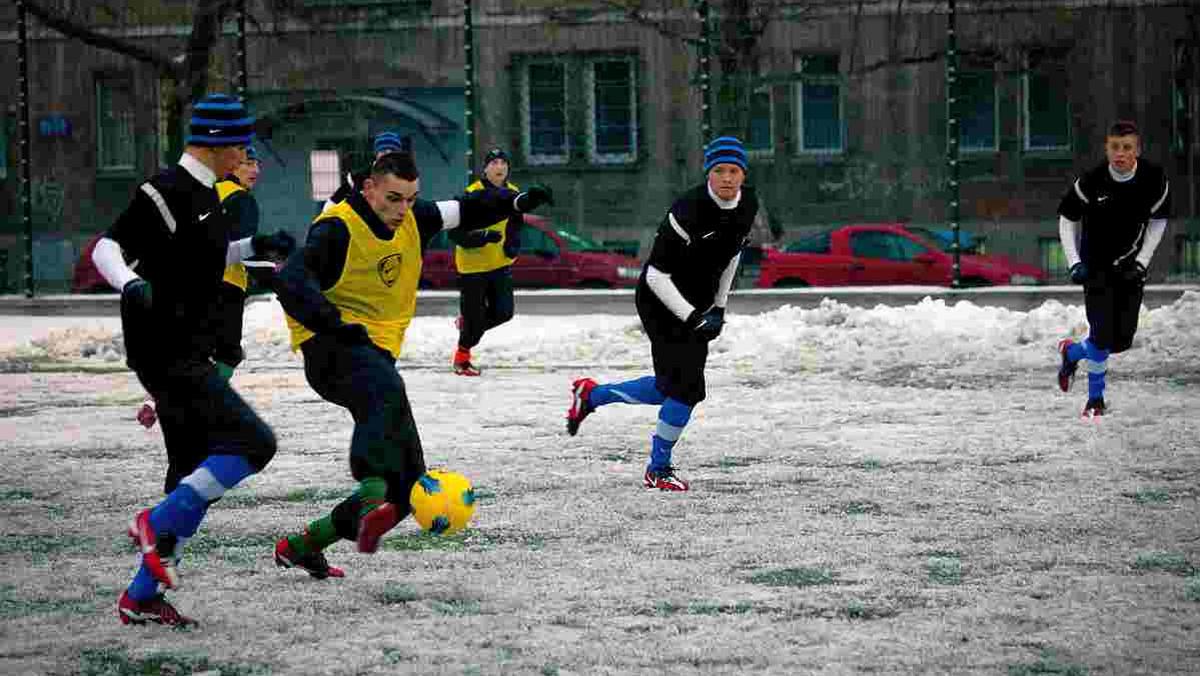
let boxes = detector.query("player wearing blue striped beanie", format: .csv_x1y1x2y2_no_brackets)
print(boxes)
566,136,757,492
92,93,298,626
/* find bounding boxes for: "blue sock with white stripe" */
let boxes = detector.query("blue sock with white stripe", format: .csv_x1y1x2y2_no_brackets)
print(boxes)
149,455,255,538
1066,340,1086,363
1083,338,1109,400
589,375,665,408
649,398,692,472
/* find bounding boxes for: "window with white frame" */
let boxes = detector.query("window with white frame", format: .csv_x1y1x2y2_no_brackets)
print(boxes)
96,76,137,171
960,70,997,152
522,54,639,166
746,68,774,156
1024,67,1070,151
794,54,842,154
310,150,341,201
585,58,637,164
521,61,569,165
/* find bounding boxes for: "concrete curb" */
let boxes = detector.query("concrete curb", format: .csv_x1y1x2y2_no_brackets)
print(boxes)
1,285,1196,317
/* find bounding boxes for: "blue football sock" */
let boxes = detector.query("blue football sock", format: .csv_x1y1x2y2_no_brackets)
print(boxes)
149,455,255,538
1084,338,1109,400
127,561,160,601
590,375,665,408
649,398,692,472
1066,341,1086,363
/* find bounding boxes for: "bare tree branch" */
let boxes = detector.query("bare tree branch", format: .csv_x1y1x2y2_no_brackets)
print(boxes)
19,0,180,77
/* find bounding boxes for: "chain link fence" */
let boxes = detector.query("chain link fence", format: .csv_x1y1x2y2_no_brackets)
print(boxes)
1,0,1197,293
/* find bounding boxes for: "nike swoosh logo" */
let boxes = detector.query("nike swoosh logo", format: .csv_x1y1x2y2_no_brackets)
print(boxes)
208,128,224,134
702,231,716,239
198,212,212,221
1097,195,1109,202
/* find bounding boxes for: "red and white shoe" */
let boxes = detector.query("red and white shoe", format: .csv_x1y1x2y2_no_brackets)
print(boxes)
136,400,157,429
117,590,196,627
566,378,597,437
453,348,481,376
644,467,689,492
274,538,345,579
1081,397,1106,420
129,509,179,589
356,502,401,554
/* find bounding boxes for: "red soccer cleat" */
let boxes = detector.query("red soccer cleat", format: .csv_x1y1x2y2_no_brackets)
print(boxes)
566,378,597,436
274,538,345,580
644,467,690,492
356,502,401,554
117,590,196,627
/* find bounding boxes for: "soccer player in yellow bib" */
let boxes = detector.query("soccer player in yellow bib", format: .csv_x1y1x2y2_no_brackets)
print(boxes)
212,144,264,380
450,148,523,376
272,151,552,577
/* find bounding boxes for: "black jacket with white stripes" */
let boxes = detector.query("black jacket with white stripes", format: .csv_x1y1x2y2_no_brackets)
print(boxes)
103,162,233,364
637,183,758,328
1057,159,1171,270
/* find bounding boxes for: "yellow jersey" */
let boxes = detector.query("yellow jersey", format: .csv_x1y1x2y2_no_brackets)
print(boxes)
455,180,518,274
284,200,422,359
216,180,249,290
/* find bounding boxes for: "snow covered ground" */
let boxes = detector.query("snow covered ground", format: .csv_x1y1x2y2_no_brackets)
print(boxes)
1,292,1198,674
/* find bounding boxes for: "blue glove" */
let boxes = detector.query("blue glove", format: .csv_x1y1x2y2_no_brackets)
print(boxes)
1069,262,1088,285
686,306,725,342
514,184,554,213
252,230,297,262
121,278,153,312
1118,260,1147,285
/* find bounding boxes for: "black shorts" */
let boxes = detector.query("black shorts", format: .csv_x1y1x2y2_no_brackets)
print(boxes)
300,334,427,489
1084,270,1144,354
636,288,709,406
137,363,277,494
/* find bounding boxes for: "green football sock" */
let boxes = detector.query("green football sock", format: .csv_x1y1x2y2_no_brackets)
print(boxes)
358,476,388,518
214,361,235,381
286,515,339,556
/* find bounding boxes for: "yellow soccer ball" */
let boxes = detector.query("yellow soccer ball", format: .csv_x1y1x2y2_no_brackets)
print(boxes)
409,469,476,534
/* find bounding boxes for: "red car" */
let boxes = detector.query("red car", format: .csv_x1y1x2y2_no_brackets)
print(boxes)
755,223,1046,288
421,215,642,289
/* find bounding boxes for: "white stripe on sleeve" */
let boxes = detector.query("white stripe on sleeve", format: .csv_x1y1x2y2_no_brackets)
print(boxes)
92,237,139,290
1058,215,1081,268
645,264,696,321
1137,218,1167,268
436,200,462,230
714,252,741,307
140,183,178,234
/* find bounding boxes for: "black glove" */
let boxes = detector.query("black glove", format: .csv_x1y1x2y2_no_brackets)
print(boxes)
1069,262,1088,285
514,184,554,213
329,323,371,346
457,230,503,248
121,278,153,312
686,306,725,342
251,230,297,262
1117,260,1147,285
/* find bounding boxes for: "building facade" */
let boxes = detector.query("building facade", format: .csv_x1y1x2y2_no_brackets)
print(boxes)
0,0,1196,291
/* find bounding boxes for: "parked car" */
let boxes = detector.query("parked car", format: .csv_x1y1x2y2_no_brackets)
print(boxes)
756,223,1045,288
421,214,643,289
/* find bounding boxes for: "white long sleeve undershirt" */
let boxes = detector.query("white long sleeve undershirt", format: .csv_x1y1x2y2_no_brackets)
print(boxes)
645,264,696,321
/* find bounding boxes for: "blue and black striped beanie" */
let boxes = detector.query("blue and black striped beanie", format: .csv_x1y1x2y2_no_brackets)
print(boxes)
704,136,747,173
374,131,404,154
188,94,254,147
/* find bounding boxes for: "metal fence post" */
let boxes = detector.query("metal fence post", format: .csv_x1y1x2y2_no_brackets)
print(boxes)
945,0,962,288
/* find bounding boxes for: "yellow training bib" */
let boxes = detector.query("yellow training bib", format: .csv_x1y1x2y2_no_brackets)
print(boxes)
285,200,421,359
